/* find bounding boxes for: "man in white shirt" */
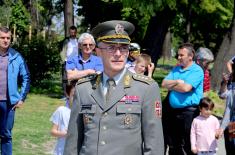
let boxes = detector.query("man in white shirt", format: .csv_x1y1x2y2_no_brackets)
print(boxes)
60,26,78,97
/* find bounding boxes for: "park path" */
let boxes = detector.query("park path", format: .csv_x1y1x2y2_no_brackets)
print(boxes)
217,135,226,155
165,135,226,154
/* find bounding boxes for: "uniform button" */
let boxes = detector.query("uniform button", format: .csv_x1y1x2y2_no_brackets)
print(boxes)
103,112,108,116
100,141,106,145
103,126,107,130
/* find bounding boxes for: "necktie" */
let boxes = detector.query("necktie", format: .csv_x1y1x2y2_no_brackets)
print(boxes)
106,78,116,103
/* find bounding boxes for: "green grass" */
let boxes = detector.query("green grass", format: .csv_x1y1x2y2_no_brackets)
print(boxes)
11,58,225,154
30,73,63,98
205,91,225,117
13,94,64,155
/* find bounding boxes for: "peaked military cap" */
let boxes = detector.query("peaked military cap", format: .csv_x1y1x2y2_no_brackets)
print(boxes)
91,20,135,44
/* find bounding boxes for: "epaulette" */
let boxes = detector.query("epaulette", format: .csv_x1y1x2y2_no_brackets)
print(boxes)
76,74,98,85
132,74,154,85
92,74,101,89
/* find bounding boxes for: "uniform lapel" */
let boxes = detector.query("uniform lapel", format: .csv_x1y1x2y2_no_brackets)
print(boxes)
103,71,132,112
103,83,126,111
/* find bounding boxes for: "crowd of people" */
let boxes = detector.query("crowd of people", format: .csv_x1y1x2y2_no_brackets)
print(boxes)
1,19,235,155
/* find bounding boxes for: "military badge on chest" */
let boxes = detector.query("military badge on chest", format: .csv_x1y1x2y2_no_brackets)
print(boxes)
123,114,133,125
83,115,92,124
80,104,96,125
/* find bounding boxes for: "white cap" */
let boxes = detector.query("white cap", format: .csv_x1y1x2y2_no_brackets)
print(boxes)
129,43,141,51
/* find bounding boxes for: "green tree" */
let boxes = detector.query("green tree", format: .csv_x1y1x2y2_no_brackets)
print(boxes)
64,0,74,37
10,0,30,36
0,0,12,27
77,0,233,68
13,36,61,87
211,0,235,90
78,0,123,29
0,0,31,37
121,0,233,63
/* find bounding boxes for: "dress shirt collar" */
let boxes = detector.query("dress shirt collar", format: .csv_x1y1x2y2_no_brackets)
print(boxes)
103,67,127,87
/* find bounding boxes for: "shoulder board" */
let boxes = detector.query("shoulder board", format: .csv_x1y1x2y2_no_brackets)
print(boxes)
76,74,98,85
132,74,154,85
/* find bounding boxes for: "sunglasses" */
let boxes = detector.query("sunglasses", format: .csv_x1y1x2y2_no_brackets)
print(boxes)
82,44,95,47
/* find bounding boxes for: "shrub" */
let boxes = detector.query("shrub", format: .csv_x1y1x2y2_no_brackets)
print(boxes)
13,36,61,87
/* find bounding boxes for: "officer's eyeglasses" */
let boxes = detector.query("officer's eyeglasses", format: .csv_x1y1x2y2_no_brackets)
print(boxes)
82,44,95,48
99,45,129,53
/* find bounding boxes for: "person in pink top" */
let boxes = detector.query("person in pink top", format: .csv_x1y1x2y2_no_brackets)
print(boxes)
190,97,220,155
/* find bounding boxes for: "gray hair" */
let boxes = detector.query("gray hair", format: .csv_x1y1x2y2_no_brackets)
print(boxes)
196,47,214,62
78,33,96,45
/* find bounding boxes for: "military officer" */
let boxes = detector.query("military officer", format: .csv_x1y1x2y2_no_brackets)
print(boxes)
64,20,164,155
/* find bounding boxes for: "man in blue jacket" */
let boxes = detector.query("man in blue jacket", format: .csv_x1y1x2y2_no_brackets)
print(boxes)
0,26,30,155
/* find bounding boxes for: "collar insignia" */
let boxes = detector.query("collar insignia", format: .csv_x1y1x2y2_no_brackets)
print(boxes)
124,75,131,88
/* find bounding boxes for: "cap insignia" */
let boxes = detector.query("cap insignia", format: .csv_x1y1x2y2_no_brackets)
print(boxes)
115,23,124,34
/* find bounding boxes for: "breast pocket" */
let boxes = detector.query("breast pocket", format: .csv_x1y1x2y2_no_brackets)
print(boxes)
79,104,96,129
117,104,141,129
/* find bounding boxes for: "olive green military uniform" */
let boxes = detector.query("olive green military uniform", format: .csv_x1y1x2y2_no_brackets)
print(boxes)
64,20,164,155
64,70,164,155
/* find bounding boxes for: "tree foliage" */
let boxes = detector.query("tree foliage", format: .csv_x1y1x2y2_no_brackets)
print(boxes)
0,0,233,90
120,0,233,49
210,0,235,90
12,37,61,87
0,0,30,34
0,1,12,27
10,0,30,35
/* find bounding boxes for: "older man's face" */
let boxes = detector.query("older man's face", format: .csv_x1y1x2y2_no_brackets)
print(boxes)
97,42,129,77
80,38,95,56
177,48,193,68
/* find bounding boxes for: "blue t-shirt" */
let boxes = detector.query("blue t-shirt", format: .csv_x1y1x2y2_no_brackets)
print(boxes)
66,53,103,72
164,62,204,108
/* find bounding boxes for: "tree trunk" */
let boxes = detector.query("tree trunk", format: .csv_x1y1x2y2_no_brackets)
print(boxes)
64,0,74,37
183,0,193,42
162,29,172,60
142,8,175,65
211,7,235,90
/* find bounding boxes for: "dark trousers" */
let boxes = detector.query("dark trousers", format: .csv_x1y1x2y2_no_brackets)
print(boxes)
62,62,67,96
162,98,199,155
0,100,15,155
162,94,171,154
224,128,235,155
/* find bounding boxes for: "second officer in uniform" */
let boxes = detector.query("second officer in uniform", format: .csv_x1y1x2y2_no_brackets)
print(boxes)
64,20,164,155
